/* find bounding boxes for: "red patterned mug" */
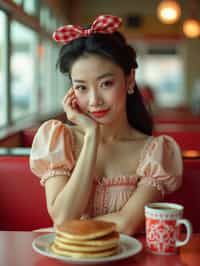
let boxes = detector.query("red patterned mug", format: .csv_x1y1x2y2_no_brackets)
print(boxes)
145,202,192,255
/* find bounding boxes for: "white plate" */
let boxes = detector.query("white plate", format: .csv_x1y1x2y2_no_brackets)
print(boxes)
32,233,143,264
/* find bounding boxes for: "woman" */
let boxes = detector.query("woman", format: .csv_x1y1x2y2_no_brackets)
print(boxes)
30,15,182,235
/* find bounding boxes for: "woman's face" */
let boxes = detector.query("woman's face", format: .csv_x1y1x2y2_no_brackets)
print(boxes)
70,54,134,124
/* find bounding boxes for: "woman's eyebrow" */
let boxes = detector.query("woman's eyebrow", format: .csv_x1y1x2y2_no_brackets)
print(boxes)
96,73,114,80
72,79,86,83
72,73,114,83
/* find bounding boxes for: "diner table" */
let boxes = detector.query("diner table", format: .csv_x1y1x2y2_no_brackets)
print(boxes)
0,231,199,266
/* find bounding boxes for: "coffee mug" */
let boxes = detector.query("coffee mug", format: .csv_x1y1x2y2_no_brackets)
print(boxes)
145,202,192,255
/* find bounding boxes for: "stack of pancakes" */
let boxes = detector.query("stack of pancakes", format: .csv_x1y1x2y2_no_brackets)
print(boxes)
51,220,119,258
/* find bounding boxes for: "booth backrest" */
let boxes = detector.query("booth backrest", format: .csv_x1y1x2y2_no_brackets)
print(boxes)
0,155,199,232
153,131,200,150
0,156,52,231
165,159,200,233
0,112,67,148
153,108,200,124
21,128,38,147
0,129,37,148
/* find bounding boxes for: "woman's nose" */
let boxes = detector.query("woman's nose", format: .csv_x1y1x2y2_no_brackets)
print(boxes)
89,91,103,106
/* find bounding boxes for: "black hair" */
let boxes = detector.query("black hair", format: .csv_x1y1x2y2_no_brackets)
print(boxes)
57,31,153,135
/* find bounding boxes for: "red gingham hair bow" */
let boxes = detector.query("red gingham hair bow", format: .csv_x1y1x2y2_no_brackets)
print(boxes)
52,15,122,44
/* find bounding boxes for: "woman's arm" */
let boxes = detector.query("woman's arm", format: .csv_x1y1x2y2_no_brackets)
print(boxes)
94,185,162,235
45,128,99,226
44,88,100,225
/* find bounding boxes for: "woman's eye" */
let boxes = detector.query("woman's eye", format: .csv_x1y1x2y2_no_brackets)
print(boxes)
102,80,114,88
74,85,87,91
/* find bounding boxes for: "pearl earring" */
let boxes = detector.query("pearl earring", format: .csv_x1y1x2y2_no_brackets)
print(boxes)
127,87,134,94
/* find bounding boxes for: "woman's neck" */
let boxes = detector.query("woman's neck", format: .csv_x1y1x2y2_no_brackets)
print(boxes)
99,112,134,144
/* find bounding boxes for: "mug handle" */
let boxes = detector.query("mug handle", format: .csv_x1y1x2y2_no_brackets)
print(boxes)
176,219,193,247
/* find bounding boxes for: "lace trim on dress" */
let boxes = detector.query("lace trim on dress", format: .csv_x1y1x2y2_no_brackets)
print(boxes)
93,136,154,186
40,168,71,185
138,177,165,197
94,175,138,186
83,177,138,217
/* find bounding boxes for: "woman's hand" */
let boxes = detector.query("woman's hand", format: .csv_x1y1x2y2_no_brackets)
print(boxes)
62,88,98,134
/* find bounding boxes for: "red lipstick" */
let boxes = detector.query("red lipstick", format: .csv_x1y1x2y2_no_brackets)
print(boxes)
91,109,110,118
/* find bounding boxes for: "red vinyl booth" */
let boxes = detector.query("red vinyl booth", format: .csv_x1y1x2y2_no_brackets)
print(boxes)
0,156,52,231
153,131,200,151
165,159,200,233
21,128,38,147
0,154,199,232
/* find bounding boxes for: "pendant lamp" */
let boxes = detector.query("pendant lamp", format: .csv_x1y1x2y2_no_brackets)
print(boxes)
183,19,200,38
157,0,181,24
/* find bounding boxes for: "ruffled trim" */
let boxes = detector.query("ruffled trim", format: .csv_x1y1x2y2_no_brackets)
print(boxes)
94,175,138,186
40,168,71,185
138,177,165,197
92,137,154,187
83,177,138,217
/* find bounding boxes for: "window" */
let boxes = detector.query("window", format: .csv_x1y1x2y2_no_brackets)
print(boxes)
40,5,52,31
136,43,185,107
23,0,37,15
142,54,185,107
0,1,66,133
0,11,6,126
12,0,23,5
10,21,37,120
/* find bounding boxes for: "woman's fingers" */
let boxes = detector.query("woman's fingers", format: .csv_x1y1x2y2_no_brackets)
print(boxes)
63,88,76,107
71,98,78,109
63,88,73,101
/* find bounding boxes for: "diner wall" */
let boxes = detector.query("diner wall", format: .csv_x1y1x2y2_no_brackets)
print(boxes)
184,39,200,101
80,0,200,106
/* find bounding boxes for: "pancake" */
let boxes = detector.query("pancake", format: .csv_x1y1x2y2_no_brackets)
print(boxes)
56,220,116,240
55,231,119,246
54,239,117,252
51,219,120,258
51,243,119,258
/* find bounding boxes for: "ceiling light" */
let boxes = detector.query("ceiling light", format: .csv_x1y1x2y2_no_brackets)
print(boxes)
183,19,200,38
157,0,181,24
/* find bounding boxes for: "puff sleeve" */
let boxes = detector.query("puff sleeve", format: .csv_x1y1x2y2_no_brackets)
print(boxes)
30,119,75,185
136,135,183,197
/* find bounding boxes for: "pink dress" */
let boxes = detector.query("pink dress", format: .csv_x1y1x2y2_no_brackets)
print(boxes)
30,120,183,219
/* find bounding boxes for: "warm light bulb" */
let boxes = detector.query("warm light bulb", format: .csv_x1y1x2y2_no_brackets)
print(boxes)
183,19,200,38
157,0,181,24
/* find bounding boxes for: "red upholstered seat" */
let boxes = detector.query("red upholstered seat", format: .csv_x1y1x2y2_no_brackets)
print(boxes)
0,155,199,232
165,159,200,233
0,156,52,231
153,131,200,150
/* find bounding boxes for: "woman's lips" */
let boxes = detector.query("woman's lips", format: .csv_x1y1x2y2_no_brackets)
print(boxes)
90,109,110,118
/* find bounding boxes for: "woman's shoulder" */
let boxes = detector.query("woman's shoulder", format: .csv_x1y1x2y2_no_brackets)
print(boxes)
37,119,70,132
31,119,76,151
30,120,77,180
141,134,182,163
136,133,183,195
149,134,181,150
36,119,81,137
